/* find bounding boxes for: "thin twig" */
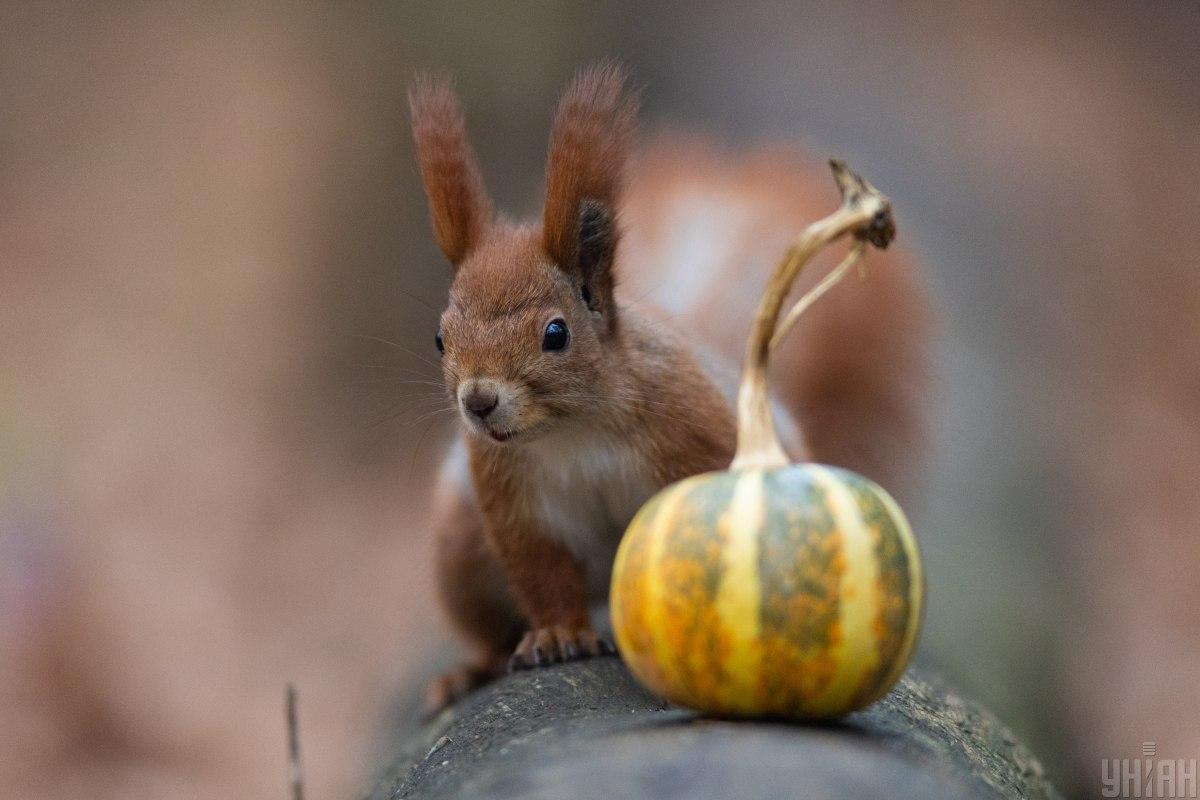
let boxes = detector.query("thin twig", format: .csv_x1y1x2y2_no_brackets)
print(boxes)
286,683,304,800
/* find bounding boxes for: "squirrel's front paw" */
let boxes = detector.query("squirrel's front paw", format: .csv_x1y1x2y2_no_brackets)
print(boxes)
508,626,615,671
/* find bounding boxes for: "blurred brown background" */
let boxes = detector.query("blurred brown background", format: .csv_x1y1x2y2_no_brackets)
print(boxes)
2,2,1197,798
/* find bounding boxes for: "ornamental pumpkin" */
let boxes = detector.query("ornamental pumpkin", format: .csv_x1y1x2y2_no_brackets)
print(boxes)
609,161,923,719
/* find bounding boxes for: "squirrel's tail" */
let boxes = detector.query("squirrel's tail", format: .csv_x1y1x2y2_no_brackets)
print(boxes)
619,136,931,499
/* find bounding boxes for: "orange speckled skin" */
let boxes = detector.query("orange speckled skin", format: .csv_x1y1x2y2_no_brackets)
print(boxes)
611,464,923,719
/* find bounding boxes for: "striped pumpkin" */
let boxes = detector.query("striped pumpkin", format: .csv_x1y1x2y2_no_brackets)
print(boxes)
610,463,923,719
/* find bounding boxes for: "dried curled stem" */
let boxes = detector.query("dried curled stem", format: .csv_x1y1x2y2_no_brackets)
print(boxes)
730,160,895,471
769,241,867,350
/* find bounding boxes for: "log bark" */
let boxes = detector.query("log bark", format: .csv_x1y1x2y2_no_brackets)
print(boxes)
366,658,1060,800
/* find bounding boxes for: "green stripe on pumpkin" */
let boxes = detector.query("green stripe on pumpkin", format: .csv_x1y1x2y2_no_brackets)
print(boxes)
756,466,844,711
651,474,739,708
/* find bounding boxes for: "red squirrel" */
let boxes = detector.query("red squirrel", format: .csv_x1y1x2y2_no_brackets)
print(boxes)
408,63,928,713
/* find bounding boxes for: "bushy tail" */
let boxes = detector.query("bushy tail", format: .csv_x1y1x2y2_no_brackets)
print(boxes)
619,137,931,498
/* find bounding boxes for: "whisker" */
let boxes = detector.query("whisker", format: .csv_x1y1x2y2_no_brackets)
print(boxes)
364,399,454,432
354,363,440,376
345,377,446,389
368,406,455,451
354,334,442,369
407,412,454,486
394,286,442,314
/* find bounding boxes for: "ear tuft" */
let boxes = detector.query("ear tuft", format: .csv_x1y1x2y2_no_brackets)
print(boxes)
409,75,492,267
543,62,639,270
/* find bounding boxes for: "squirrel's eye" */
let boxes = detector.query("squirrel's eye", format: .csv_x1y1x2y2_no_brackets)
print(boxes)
435,329,444,355
541,318,569,352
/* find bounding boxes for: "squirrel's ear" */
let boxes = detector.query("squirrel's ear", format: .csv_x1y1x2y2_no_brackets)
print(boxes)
543,62,638,290
409,75,492,268
576,199,617,318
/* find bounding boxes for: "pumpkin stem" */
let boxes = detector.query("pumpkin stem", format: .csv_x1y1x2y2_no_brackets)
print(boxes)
769,241,866,350
730,160,895,471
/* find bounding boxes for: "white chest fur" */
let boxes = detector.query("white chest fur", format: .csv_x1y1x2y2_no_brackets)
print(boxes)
522,428,656,599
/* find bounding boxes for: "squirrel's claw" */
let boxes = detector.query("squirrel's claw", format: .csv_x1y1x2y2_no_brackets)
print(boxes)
508,626,615,671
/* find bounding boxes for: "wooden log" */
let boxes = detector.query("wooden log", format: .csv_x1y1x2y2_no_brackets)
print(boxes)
366,658,1059,800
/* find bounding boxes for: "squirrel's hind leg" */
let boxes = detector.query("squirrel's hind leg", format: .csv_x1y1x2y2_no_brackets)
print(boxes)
424,474,524,717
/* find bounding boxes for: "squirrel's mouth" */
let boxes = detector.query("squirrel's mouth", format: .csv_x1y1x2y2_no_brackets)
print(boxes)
468,411,551,445
481,419,550,444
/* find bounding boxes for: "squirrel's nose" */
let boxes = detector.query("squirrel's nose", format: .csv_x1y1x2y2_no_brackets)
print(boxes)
461,386,499,420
